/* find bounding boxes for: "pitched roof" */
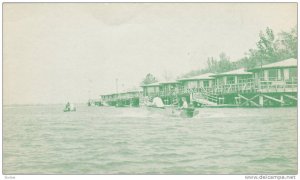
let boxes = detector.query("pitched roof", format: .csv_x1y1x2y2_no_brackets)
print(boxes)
159,80,179,84
140,82,160,87
129,88,143,93
122,87,143,93
211,68,252,77
248,58,297,71
177,73,215,81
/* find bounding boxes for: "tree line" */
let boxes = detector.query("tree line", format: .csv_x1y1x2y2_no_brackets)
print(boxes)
141,26,297,84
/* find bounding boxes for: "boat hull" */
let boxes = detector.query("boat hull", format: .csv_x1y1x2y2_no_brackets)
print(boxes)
63,107,76,112
146,106,199,118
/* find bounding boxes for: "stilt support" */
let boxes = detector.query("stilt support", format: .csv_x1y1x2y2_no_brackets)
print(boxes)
283,94,297,101
238,94,260,107
262,94,284,104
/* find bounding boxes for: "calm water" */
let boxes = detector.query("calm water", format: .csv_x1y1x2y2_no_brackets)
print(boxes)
3,105,297,174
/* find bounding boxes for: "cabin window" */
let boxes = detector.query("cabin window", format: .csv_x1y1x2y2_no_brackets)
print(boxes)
227,76,235,84
159,86,163,91
255,71,264,80
171,84,176,90
268,69,277,81
188,81,197,89
203,80,209,87
289,68,297,80
277,69,283,80
147,86,158,93
217,78,224,85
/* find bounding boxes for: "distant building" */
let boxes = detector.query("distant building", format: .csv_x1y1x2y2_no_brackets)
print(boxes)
211,68,253,86
140,82,160,97
177,73,215,93
158,80,179,96
100,58,297,108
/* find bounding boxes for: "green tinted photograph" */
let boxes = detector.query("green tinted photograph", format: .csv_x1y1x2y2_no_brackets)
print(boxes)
3,2,297,175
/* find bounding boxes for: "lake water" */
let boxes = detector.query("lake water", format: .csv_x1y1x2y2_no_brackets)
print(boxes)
3,105,297,174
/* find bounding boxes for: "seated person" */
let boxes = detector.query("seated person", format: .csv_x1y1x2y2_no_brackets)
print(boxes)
181,97,188,109
152,97,164,108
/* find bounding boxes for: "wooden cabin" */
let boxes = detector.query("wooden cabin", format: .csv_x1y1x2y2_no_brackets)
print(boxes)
100,93,118,106
117,89,142,99
231,58,298,107
177,73,215,93
100,87,143,107
156,80,180,105
114,88,142,107
176,73,216,106
140,82,160,97
210,68,253,94
158,80,179,96
101,94,114,102
247,58,297,92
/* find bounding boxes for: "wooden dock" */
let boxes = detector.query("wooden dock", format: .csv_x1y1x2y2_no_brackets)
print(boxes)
100,58,297,108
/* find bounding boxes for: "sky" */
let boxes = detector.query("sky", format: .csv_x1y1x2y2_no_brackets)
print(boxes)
3,3,297,105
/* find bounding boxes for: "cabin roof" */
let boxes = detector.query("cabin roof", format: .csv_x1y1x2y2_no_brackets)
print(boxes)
102,88,142,96
140,82,160,87
101,93,117,97
123,87,143,93
211,68,252,77
159,80,179,84
248,58,297,71
177,73,215,81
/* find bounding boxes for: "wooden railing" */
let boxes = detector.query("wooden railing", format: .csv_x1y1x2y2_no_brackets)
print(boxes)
103,77,297,102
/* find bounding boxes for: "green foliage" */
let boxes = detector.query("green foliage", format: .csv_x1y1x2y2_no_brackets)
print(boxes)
180,26,297,78
141,73,158,85
277,27,297,59
207,53,235,73
182,52,235,78
243,26,297,68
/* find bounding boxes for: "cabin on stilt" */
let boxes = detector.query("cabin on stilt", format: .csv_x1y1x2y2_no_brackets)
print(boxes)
245,58,297,107
100,88,142,107
100,58,297,108
158,80,180,105
177,73,217,106
115,88,143,107
177,73,215,93
196,68,254,105
101,93,118,106
140,82,160,97
210,68,254,94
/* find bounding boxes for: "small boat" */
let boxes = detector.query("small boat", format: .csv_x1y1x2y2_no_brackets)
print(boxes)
146,105,199,118
145,96,199,118
63,107,76,112
63,103,76,112
179,107,199,118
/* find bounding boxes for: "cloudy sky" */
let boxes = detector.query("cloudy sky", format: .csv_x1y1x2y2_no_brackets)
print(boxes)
3,3,297,105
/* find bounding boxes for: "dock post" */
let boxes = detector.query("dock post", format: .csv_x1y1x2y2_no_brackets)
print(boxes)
280,95,284,106
235,96,241,105
259,95,264,107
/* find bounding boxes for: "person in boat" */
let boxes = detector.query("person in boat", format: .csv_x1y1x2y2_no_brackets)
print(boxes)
151,97,165,108
144,96,151,106
179,97,197,117
69,103,76,111
172,98,178,106
65,102,70,111
181,97,188,109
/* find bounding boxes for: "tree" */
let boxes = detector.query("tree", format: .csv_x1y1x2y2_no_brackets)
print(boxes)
244,27,297,68
256,27,279,64
141,73,158,85
217,52,233,73
277,27,297,59
178,26,297,79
